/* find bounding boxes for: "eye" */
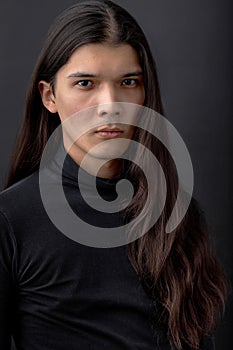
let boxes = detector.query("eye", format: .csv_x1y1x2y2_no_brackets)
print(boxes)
121,78,138,86
76,80,93,88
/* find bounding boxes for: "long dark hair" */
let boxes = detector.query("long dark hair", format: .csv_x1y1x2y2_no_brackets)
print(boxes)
5,1,227,348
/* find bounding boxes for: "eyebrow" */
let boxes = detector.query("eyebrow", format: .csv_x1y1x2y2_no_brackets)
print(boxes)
67,71,143,78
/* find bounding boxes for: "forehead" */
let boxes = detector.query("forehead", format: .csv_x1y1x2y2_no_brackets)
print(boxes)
58,43,142,77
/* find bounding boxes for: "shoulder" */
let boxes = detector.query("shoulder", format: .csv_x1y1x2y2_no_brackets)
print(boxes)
199,334,215,349
182,195,208,231
0,171,39,198
0,171,40,221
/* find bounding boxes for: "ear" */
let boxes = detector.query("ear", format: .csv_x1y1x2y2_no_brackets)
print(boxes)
38,81,58,113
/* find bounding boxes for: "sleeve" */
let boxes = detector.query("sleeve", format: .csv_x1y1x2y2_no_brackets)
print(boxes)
0,211,16,350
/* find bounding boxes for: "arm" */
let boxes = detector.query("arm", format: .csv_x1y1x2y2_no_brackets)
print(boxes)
0,211,16,349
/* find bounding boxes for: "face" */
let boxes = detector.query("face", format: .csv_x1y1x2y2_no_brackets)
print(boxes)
39,43,145,174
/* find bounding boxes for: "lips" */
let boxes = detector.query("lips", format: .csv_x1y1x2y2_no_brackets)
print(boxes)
95,127,123,138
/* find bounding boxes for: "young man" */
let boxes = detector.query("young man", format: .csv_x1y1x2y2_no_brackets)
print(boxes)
0,1,227,349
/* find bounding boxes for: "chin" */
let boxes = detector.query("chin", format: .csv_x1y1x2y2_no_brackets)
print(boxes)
89,149,126,160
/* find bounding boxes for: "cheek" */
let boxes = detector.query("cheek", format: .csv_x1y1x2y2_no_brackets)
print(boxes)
125,126,136,139
139,87,146,104
130,87,145,105
55,95,83,121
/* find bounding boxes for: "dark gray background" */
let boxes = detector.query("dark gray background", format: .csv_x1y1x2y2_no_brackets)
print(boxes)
0,1,232,349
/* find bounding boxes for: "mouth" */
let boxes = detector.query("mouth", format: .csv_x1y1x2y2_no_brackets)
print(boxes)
94,126,124,138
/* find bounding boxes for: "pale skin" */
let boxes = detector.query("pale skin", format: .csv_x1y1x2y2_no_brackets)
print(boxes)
39,43,145,178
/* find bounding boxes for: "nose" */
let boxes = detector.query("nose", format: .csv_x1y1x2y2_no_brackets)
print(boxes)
96,84,121,117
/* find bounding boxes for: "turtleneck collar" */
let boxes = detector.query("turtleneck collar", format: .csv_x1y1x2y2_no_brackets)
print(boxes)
50,139,129,192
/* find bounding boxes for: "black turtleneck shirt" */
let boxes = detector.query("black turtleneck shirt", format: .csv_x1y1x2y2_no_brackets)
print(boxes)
0,143,214,350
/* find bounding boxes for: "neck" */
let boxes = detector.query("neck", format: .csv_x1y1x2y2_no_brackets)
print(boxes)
64,143,124,179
